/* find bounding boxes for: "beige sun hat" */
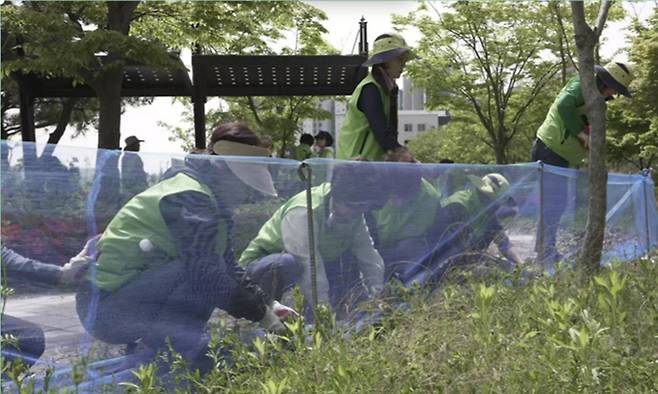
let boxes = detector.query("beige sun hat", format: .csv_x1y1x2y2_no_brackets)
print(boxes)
363,33,417,66
467,173,510,198
212,140,277,197
595,61,634,97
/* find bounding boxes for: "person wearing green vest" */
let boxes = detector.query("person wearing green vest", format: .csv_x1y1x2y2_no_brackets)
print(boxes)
367,174,442,280
337,33,417,162
313,131,335,158
413,173,522,284
76,122,297,371
293,133,314,161
239,162,389,317
532,61,634,269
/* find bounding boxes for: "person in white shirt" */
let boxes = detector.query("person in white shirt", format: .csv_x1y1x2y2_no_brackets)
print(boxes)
239,162,389,318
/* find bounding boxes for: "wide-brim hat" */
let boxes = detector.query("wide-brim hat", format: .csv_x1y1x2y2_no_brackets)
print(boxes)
363,33,417,66
125,135,144,146
212,140,277,197
467,173,510,198
595,62,634,98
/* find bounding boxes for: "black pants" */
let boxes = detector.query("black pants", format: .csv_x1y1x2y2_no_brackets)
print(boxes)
76,260,241,363
531,138,569,266
1,314,45,369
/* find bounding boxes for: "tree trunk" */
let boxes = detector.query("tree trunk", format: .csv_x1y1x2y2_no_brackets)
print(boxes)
494,144,507,164
47,98,77,145
493,131,508,164
95,69,124,149
571,1,612,277
93,1,139,149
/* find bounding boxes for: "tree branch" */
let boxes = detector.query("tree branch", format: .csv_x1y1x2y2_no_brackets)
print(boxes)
594,0,613,40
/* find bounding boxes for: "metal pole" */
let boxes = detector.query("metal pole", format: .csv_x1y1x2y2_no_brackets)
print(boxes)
298,162,318,307
642,169,651,255
359,16,368,56
537,161,545,264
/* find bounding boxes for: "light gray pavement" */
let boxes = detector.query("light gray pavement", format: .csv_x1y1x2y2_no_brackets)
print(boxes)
4,292,85,364
508,233,536,262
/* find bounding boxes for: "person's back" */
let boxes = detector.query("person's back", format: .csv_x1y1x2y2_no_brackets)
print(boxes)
240,162,389,315
121,136,148,204
294,133,314,161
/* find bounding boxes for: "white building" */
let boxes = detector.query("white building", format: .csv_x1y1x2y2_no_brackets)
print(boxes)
398,109,449,145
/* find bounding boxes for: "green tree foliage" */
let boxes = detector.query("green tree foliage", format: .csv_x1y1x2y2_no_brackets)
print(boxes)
606,11,658,171
1,1,174,148
155,2,335,155
165,95,332,156
396,1,565,164
1,1,331,149
395,1,625,164
407,119,495,164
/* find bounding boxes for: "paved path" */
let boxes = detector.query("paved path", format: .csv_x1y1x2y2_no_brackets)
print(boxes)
4,292,85,364
508,233,537,262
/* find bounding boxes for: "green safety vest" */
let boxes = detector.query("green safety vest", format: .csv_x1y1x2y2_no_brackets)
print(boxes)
94,173,228,291
315,147,334,158
537,77,588,167
337,73,391,161
294,145,313,161
239,183,362,266
441,188,486,240
372,179,441,246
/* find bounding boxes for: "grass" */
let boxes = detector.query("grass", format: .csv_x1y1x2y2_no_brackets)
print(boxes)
124,258,658,393
3,258,657,393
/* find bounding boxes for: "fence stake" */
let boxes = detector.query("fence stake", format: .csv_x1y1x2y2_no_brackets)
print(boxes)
297,162,318,308
642,169,651,255
537,161,545,264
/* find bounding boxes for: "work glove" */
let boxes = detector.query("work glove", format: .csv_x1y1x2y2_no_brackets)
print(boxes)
272,300,299,319
60,235,99,285
576,131,590,150
259,302,297,334
60,256,90,284
384,147,417,163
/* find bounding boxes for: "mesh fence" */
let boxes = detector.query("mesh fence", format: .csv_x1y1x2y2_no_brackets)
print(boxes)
1,141,656,390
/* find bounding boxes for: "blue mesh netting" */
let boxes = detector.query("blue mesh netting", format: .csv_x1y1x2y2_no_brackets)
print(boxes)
1,141,657,391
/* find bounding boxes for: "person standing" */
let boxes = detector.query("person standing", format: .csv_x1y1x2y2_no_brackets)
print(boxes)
313,131,335,158
337,33,416,162
532,61,633,269
121,135,148,205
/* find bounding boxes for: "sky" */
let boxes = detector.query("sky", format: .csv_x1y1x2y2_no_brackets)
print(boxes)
18,1,655,157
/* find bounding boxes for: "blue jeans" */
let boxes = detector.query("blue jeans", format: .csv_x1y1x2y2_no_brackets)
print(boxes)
376,237,432,281
76,258,250,369
246,252,367,318
246,253,301,301
531,139,569,268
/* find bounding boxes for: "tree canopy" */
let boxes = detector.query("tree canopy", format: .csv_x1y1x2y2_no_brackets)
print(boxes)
606,10,658,171
395,1,625,164
1,1,332,149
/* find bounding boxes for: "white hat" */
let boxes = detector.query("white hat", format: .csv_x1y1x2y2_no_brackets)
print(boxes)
212,140,277,197
468,173,510,197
